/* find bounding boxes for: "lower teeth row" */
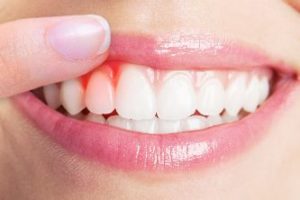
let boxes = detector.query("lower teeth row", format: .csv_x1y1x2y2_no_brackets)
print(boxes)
75,111,241,134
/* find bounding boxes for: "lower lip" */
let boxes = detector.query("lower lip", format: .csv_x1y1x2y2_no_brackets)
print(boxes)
13,78,296,171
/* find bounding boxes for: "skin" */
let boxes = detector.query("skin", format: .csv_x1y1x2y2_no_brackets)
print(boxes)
0,0,300,199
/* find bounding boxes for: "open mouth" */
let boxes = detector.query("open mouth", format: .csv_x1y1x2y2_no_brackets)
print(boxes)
41,62,272,133
13,33,297,171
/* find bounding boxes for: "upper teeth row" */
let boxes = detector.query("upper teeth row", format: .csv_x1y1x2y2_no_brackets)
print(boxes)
43,63,271,121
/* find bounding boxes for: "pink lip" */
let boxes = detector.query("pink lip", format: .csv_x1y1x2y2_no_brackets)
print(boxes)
13,33,297,171
109,33,294,74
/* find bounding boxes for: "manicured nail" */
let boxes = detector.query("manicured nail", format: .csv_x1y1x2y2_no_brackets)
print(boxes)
47,15,110,60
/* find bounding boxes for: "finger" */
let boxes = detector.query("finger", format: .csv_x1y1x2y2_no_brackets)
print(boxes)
0,15,110,97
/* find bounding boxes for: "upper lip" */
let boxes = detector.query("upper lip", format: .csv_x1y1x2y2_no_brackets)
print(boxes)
109,33,294,74
13,33,297,171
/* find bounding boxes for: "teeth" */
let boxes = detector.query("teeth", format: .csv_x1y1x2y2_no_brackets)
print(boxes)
222,112,239,123
225,73,247,116
157,119,182,133
85,70,115,115
107,115,132,130
181,116,207,131
115,64,156,120
43,62,272,134
43,84,61,109
206,115,223,127
132,118,158,133
259,76,270,104
243,76,260,112
85,113,106,124
196,73,225,116
68,112,85,120
157,71,196,120
60,79,85,115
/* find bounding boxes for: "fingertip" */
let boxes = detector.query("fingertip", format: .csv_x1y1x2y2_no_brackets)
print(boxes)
47,15,111,61
87,15,111,55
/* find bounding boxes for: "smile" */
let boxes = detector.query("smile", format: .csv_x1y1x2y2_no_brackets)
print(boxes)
13,33,297,171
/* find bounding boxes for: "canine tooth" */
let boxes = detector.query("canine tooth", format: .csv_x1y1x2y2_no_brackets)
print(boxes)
85,70,114,114
60,79,85,115
157,71,196,120
259,76,270,104
225,73,247,116
243,76,260,112
107,116,132,130
157,119,182,133
181,116,207,131
206,115,223,127
132,118,157,133
115,64,156,120
196,78,225,116
43,84,61,109
85,113,106,124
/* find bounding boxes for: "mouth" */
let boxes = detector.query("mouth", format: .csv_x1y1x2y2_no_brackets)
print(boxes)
13,33,297,171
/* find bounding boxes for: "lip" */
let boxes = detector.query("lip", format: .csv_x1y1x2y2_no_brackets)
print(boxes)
109,33,294,74
13,33,297,171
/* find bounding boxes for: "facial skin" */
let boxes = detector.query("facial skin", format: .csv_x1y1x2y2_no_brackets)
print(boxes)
0,0,300,199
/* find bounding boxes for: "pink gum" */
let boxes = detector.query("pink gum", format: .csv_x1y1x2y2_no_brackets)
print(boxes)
80,61,273,90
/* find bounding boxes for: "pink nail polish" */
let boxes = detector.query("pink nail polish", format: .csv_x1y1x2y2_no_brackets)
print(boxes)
47,15,110,60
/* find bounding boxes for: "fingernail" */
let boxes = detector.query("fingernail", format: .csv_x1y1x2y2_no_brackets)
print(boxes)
47,15,110,60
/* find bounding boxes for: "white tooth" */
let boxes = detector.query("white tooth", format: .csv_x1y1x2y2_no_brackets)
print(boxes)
225,73,247,116
206,115,223,127
157,71,196,120
107,115,132,130
259,76,270,104
181,116,207,131
243,76,260,112
115,64,156,120
85,113,106,124
43,84,61,109
68,112,84,120
85,71,114,115
132,118,157,133
157,119,181,133
196,77,225,116
222,112,239,123
60,79,85,115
